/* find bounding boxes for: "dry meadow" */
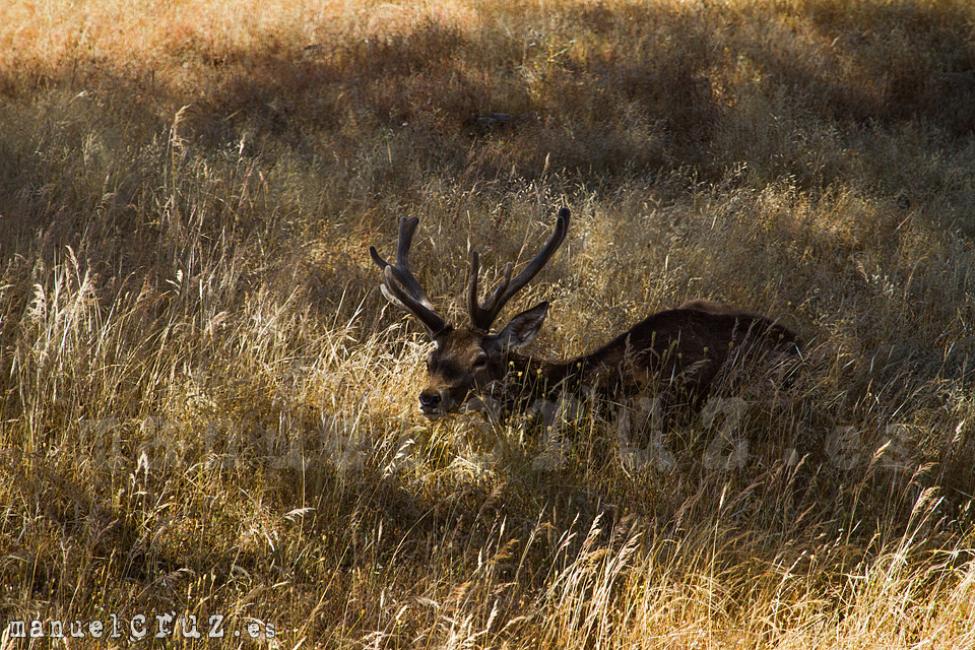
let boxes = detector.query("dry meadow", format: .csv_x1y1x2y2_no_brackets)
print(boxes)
2,0,975,647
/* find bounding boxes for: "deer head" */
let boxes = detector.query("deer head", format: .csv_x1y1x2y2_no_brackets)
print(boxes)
370,208,570,418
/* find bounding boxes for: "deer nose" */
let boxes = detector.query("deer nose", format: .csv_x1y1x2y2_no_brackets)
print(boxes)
419,390,442,411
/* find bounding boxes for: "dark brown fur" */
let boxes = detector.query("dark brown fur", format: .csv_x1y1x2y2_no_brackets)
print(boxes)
499,303,800,409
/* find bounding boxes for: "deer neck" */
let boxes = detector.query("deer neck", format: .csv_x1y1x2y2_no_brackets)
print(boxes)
500,351,588,407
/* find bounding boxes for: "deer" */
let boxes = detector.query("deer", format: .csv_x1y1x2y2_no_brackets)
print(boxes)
369,207,801,421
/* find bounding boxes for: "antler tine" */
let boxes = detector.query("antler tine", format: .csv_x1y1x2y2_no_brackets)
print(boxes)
468,207,570,331
370,216,447,336
466,250,481,326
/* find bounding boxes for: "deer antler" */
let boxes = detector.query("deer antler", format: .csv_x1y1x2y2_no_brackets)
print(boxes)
467,207,570,332
370,216,448,336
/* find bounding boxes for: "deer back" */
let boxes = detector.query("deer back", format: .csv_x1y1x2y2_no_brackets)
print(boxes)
555,306,800,398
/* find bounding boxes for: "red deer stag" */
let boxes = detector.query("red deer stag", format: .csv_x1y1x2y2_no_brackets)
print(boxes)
370,208,800,419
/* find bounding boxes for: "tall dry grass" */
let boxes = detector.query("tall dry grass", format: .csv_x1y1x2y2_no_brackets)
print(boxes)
1,0,975,647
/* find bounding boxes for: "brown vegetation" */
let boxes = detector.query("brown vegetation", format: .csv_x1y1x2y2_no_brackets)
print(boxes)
1,0,975,647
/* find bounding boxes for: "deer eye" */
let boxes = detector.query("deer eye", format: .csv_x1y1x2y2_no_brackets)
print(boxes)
473,355,488,369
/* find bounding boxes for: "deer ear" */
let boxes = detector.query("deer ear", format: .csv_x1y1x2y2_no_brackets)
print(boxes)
491,301,549,351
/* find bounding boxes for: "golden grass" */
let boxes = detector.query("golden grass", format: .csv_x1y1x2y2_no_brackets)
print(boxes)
1,0,975,647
